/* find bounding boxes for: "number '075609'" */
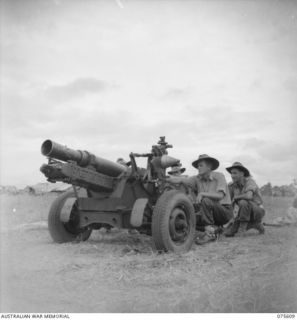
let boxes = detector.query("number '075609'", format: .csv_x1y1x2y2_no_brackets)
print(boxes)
277,314,295,319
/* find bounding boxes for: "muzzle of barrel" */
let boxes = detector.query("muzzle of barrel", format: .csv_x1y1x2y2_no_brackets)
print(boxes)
41,139,127,177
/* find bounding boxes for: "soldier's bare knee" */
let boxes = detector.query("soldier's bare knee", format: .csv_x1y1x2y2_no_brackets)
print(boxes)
201,197,213,206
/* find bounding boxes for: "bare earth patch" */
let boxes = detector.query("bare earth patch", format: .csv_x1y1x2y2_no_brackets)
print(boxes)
0,194,296,312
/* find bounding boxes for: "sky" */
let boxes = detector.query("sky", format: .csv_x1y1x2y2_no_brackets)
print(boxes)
0,0,296,188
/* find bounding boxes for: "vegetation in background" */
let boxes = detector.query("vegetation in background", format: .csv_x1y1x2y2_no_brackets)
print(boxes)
260,179,297,197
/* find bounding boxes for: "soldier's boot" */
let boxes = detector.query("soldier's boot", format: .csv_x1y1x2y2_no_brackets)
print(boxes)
224,220,240,237
252,222,265,234
195,225,217,245
247,221,265,234
195,232,216,245
236,221,249,235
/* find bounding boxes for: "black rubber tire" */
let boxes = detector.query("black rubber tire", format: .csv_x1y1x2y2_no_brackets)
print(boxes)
48,191,92,243
152,190,196,253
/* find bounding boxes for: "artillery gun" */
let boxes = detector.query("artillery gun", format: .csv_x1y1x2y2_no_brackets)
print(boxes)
40,137,196,252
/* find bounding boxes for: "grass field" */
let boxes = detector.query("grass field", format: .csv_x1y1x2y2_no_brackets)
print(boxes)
0,193,292,229
0,193,296,312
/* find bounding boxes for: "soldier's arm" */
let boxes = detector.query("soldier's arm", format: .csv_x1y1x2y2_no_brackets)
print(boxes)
167,176,196,190
228,183,234,201
233,191,253,201
198,191,225,201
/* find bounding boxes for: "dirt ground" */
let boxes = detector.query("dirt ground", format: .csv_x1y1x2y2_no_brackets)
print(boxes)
0,193,297,313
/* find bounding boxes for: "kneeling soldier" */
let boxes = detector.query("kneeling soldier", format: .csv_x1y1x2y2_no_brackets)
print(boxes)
187,154,233,244
225,162,265,236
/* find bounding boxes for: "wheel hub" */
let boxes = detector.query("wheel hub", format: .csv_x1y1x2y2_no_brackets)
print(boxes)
169,207,189,242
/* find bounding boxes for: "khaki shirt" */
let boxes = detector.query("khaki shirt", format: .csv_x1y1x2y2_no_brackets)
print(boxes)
228,177,263,205
186,172,231,205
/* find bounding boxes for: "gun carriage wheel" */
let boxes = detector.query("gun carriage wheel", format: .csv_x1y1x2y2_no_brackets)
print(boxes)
152,190,196,252
48,190,92,243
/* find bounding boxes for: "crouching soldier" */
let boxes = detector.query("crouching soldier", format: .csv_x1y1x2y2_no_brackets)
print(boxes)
225,162,265,236
187,154,233,244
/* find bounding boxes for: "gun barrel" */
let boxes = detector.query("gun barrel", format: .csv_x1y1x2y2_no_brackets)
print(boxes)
41,139,127,177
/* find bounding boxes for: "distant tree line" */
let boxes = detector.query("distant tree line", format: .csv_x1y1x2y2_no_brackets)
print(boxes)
260,179,297,197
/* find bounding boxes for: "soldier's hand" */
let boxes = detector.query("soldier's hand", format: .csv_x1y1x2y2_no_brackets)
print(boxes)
196,193,204,204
